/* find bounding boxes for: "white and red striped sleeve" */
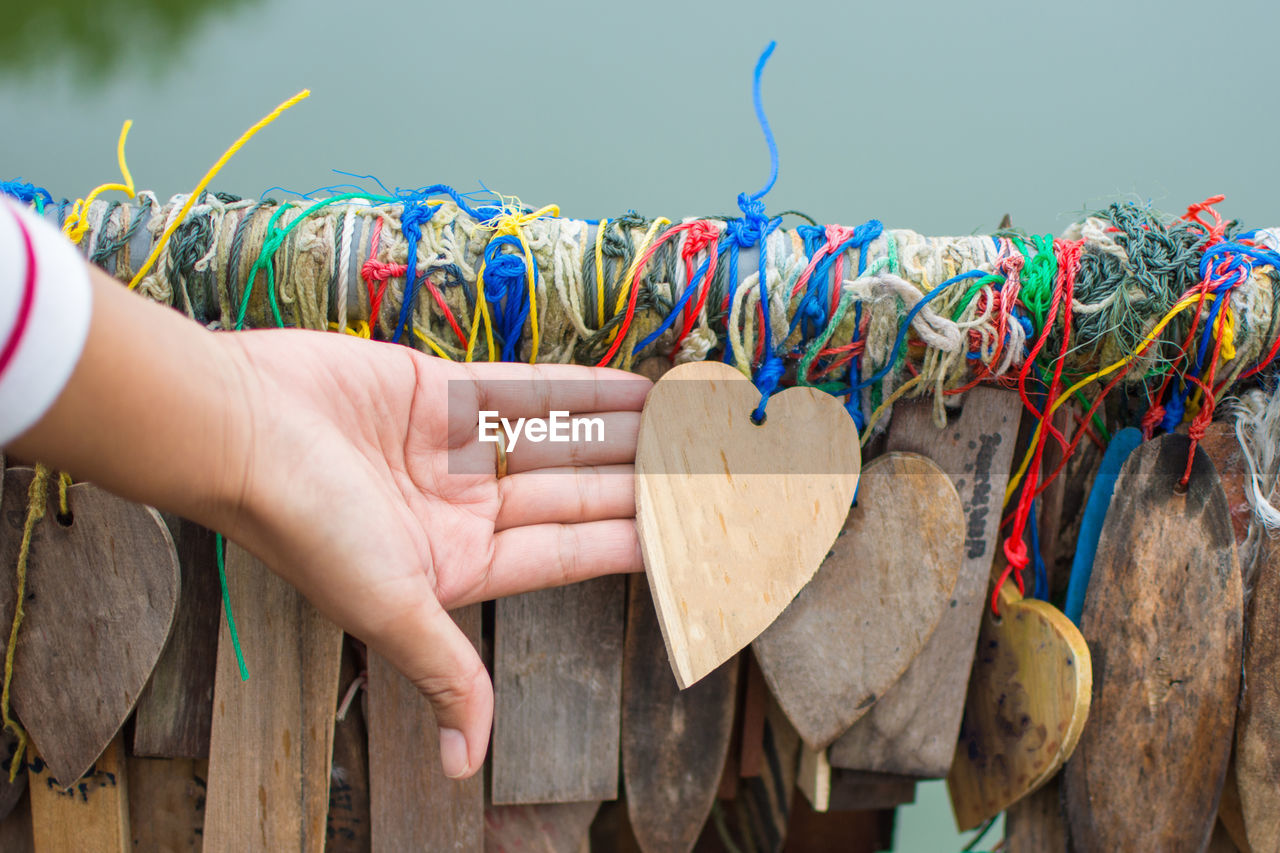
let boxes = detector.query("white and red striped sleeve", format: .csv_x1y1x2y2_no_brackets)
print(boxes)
0,198,93,446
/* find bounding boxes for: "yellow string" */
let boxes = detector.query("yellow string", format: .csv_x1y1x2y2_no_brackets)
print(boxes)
127,90,311,290
606,217,671,343
413,328,454,360
2,466,51,781
594,219,607,329
56,472,72,517
466,202,559,363
61,121,137,243
860,374,924,445
1003,290,1217,506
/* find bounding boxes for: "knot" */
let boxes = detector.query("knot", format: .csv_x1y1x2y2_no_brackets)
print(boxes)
751,352,787,421
727,193,778,249
1003,535,1029,571
362,258,407,283
683,219,722,255
1188,411,1210,442
0,180,53,208
1141,405,1165,440
482,241,529,304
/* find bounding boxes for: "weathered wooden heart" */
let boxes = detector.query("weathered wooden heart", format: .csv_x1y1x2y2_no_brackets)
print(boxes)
947,580,1091,830
0,468,179,785
754,452,963,748
1062,434,1241,851
635,360,861,688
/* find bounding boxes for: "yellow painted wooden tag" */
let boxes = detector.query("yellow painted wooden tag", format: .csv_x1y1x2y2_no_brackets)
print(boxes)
28,735,129,853
635,361,861,688
947,581,1091,830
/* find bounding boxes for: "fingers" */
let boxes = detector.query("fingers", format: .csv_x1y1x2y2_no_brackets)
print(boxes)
495,464,635,530
453,519,643,606
501,411,640,474
372,593,493,779
464,362,652,417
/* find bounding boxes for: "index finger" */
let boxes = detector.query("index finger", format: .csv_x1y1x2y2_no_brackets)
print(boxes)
460,362,653,418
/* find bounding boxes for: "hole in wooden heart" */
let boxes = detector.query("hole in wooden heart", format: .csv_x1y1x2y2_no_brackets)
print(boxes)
55,511,73,528
750,410,767,426
1172,479,1189,496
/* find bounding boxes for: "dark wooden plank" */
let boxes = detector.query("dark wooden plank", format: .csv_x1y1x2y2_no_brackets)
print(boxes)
127,756,207,851
328,637,371,853
492,576,624,804
827,771,916,811
203,544,343,852
755,453,963,749
133,517,220,758
1236,527,1280,852
0,729,27,821
731,696,800,853
366,606,482,853
830,388,1022,775
1063,434,1242,851
484,801,599,853
1004,774,1067,853
782,801,895,853
0,788,33,853
623,573,737,853
0,468,179,784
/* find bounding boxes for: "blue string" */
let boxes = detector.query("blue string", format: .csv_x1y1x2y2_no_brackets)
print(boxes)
851,270,986,392
482,235,539,361
0,180,53,209
747,41,779,203
1029,500,1048,601
632,256,712,355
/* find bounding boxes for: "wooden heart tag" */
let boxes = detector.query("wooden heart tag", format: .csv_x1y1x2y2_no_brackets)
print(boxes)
1062,433,1241,851
635,361,861,688
0,468,179,785
947,580,1091,830
754,452,963,748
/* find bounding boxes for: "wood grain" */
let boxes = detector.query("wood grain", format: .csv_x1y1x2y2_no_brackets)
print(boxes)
133,517,220,759
622,573,737,853
635,361,861,688
1062,434,1242,851
327,638,371,852
127,757,207,851
484,802,599,853
0,469,179,784
203,544,343,853
947,582,1091,830
826,770,916,811
1236,532,1280,853
492,576,624,804
830,388,1022,775
28,735,128,853
733,696,800,853
366,606,483,853
1004,775,1067,853
755,453,962,748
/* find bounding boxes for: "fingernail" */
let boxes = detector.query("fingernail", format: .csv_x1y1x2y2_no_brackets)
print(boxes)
439,728,469,779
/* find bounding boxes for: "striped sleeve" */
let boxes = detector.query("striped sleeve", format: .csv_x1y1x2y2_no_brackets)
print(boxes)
0,198,93,446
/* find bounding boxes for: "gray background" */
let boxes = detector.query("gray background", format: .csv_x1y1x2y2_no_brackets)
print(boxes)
4,0,1273,848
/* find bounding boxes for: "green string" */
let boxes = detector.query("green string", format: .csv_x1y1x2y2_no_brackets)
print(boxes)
215,533,249,681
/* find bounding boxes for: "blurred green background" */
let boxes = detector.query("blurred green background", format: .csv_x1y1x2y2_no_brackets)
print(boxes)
4,0,1277,848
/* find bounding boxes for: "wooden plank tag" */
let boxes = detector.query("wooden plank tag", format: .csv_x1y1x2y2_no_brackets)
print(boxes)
126,756,207,851
635,361,861,688
492,576,624,804
366,606,483,852
1062,433,1242,851
754,452,963,748
28,734,129,853
830,387,1022,776
133,517,221,758
947,581,1091,829
203,543,343,852
622,573,737,853
1004,774,1067,853
484,802,600,853
0,468,180,784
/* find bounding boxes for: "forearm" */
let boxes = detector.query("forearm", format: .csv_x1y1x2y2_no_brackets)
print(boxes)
7,266,255,533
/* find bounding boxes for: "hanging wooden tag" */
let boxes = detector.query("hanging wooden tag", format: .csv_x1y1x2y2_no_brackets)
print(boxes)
485,801,600,853
366,607,483,852
622,572,737,853
27,734,129,853
126,756,207,851
132,517,220,759
635,361,861,688
0,468,179,785
1062,433,1241,851
492,575,624,804
830,387,1022,776
754,452,963,748
203,543,343,853
947,581,1091,830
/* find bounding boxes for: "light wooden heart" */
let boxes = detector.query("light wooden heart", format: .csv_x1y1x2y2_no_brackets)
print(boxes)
0,468,179,785
635,361,861,688
753,452,963,748
948,581,1091,831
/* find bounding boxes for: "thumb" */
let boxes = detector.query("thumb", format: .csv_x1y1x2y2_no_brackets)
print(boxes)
375,595,492,780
